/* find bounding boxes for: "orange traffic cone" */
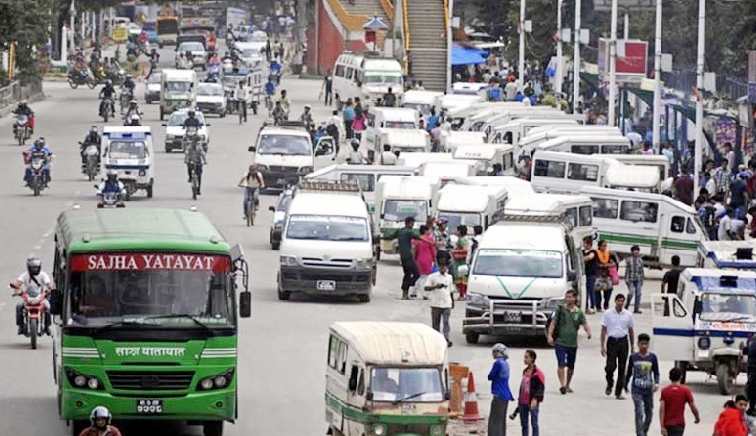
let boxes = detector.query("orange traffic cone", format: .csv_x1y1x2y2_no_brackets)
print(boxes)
462,372,482,422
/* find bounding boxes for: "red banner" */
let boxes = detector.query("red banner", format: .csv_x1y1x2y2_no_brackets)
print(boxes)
71,254,230,272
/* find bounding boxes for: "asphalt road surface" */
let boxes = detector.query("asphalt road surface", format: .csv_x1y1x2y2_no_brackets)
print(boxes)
0,49,734,436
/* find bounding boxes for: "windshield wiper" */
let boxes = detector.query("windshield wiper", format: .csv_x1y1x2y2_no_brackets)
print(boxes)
392,391,429,404
93,319,159,333
143,314,214,331
332,237,366,241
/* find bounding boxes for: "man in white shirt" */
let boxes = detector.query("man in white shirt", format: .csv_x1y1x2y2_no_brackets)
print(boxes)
10,256,52,335
381,144,397,165
424,261,454,347
601,293,635,399
718,208,735,241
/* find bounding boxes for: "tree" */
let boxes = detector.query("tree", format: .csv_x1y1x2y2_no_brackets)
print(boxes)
0,0,55,82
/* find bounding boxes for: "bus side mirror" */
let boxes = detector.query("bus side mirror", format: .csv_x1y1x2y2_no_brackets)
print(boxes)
49,289,62,316
239,291,252,318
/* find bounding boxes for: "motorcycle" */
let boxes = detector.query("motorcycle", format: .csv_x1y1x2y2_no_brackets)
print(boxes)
97,191,125,208
120,90,133,114
25,151,49,196
67,69,97,89
12,286,49,350
13,114,31,146
81,142,100,181
99,97,114,122
124,112,142,126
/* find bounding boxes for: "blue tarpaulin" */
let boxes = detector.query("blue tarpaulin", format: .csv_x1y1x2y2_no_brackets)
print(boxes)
451,44,487,66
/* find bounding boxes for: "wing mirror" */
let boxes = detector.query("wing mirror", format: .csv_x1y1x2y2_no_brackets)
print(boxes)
248,146,256,152
49,289,62,316
239,291,252,318
268,206,275,212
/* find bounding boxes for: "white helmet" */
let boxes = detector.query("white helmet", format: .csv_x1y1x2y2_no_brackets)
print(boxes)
492,343,508,358
90,405,111,425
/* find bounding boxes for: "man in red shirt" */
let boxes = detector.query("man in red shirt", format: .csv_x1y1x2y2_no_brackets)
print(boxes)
660,367,700,436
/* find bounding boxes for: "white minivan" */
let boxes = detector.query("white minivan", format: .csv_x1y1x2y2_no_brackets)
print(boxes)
252,124,315,189
362,108,420,157
278,181,376,302
434,184,508,231
332,53,403,106
401,90,443,115
375,176,438,255
525,135,631,161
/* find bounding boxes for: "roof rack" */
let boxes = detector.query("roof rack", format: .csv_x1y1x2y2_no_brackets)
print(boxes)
494,212,573,229
297,180,362,194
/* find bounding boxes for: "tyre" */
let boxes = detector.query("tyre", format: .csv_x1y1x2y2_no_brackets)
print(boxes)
465,332,480,345
87,80,96,89
103,110,109,123
33,181,40,196
17,132,23,146
717,362,734,395
67,78,78,89
277,282,290,301
271,241,280,250
146,182,153,198
357,293,371,303
203,421,223,436
29,319,38,350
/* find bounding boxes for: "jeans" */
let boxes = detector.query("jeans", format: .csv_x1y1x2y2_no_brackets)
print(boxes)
488,397,509,436
400,256,418,298
585,275,597,310
431,307,451,341
324,88,332,105
664,426,685,436
632,391,653,436
243,187,258,216
518,404,539,436
626,280,643,312
187,163,203,189
605,336,629,396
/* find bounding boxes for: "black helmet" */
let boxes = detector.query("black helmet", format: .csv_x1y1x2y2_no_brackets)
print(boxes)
187,109,196,118
34,137,45,148
26,256,42,276
351,139,360,149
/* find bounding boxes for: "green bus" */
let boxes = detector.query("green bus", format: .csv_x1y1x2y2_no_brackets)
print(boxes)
49,208,251,436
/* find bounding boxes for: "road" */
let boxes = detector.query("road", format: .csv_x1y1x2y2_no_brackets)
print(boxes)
0,50,733,436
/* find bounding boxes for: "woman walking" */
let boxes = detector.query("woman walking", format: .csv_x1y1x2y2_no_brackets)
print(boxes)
451,225,471,299
488,343,514,436
513,350,544,436
595,240,618,311
413,225,436,299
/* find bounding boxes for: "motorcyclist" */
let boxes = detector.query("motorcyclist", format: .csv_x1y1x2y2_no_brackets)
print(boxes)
97,171,126,207
184,134,207,194
81,126,101,166
98,80,116,116
183,109,202,129
347,139,365,165
9,256,52,335
124,100,142,126
12,100,34,134
78,406,122,436
24,138,53,185
122,74,135,95
299,104,314,130
238,164,265,220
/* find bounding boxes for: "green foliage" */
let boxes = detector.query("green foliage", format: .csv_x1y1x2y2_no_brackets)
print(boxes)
0,0,54,81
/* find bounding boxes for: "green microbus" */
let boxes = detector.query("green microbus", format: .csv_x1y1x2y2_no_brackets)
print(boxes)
49,208,251,436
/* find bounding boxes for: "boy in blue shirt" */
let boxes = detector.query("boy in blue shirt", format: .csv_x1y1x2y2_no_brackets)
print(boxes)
625,333,660,436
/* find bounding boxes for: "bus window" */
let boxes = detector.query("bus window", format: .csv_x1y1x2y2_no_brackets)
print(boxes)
335,65,345,77
533,160,565,178
592,198,618,219
601,144,628,154
620,200,658,223
571,145,597,154
567,163,599,181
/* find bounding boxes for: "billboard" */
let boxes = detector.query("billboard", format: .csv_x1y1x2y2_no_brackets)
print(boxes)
598,38,648,83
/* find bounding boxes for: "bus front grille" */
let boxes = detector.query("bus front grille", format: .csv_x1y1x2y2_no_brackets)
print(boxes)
107,371,195,390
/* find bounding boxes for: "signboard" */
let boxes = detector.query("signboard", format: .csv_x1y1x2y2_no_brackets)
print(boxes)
593,0,655,10
598,38,648,83
70,253,231,272
112,25,128,43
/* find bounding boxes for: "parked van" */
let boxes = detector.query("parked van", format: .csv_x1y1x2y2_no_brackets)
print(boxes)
362,107,420,156
332,53,403,106
372,128,430,163
453,144,515,175
401,90,443,115
306,164,415,212
519,126,622,152
531,151,661,194
599,153,671,186
651,268,756,394
325,322,449,436
101,126,154,199
472,107,567,133
697,240,756,270
278,181,376,301
417,160,480,180
396,152,454,170
434,184,508,231
439,131,487,153
463,222,583,344
160,68,198,120
375,176,438,255
525,135,631,162
490,118,580,147
452,175,535,194
581,186,705,267
452,82,489,97
434,94,484,114
446,102,526,129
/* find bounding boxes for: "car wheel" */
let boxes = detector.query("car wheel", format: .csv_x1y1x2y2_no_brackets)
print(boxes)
465,332,480,344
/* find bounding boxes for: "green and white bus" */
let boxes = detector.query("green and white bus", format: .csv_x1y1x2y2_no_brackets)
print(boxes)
49,208,251,436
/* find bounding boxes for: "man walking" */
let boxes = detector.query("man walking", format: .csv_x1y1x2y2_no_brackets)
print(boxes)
547,289,592,395
235,82,248,123
601,294,635,399
321,71,333,106
624,245,645,313
487,343,514,436
626,333,660,436
660,368,700,436
390,217,419,300
424,260,454,347
583,237,598,314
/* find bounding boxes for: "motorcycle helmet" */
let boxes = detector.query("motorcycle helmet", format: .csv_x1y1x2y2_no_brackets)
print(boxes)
90,126,98,134
105,79,112,86
350,138,360,149
34,137,45,148
187,109,196,118
90,405,112,426
106,170,118,182
26,256,42,276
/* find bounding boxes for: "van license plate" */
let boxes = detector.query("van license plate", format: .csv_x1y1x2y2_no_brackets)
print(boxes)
503,311,522,323
276,178,285,185
316,280,336,291
136,399,163,414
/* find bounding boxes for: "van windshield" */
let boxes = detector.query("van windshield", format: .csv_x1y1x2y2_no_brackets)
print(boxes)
384,121,416,129
473,249,563,278
258,135,312,156
700,293,756,322
286,215,368,241
438,212,481,229
370,367,444,402
166,81,192,94
108,141,147,159
364,74,401,85
383,200,428,223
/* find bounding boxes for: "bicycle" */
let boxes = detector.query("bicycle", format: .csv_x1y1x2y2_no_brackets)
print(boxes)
189,164,201,200
241,186,257,226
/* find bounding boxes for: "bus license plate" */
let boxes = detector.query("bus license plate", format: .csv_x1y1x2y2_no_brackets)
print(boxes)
316,280,336,291
136,399,163,414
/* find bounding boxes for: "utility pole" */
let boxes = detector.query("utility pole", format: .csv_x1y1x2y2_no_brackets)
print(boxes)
652,0,662,153
694,0,705,197
608,0,618,126
69,0,76,52
555,0,563,96
572,0,581,113
518,0,526,88
624,13,629,39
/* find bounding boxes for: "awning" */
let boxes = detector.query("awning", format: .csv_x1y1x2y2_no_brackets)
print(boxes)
452,44,487,66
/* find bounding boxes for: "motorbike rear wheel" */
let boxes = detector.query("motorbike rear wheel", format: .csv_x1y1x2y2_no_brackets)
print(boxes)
16,130,24,146
67,78,78,89
29,318,38,349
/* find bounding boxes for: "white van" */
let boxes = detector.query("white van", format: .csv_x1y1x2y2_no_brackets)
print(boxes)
233,41,266,68
278,181,376,301
599,153,671,187
434,94,484,114
697,240,756,270
524,135,631,162
581,186,705,267
439,131,487,153
375,176,438,255
373,128,430,163
305,164,415,213
417,160,480,180
401,90,444,115
519,126,622,152
452,82,489,97
490,118,580,147
434,184,508,231
531,151,661,194
101,126,154,199
396,152,454,170
252,124,315,189
446,102,526,129
160,68,198,120
471,107,567,133
463,222,583,343
503,192,595,242
325,322,449,436
651,268,756,394
452,175,535,194
453,144,515,175
332,53,403,106
363,108,420,156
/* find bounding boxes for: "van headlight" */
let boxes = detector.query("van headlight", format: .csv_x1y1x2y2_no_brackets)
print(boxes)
280,255,297,266
371,423,387,436
355,258,374,269
698,337,711,350
298,166,313,174
467,292,490,308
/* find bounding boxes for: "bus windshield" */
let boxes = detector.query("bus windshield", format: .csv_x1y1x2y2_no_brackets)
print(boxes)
370,367,444,402
66,253,234,328
383,200,428,223
364,74,402,85
700,293,756,322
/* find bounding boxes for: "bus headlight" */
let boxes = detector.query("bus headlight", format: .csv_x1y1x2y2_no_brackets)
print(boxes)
198,370,234,390
65,368,103,390
74,375,87,387
698,337,711,350
87,377,100,390
467,293,490,309
371,423,387,435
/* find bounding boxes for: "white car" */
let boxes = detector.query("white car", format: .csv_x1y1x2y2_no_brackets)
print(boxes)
163,109,210,153
176,42,207,69
196,83,227,117
144,72,161,104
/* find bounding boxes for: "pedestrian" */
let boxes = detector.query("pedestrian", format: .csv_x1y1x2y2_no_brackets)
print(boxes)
731,172,749,210
547,289,592,395
624,245,645,313
673,169,694,206
351,110,367,142
433,218,451,265
661,255,682,294
424,260,454,347
451,225,471,299
659,367,700,436
713,159,732,199
601,293,635,399
626,333,660,436
413,224,437,297
388,217,420,300
719,208,736,241
235,81,248,123
488,343,514,436
595,239,618,311
583,237,598,314
511,349,544,436
326,110,341,160
342,99,355,139
321,71,333,106
713,395,748,436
